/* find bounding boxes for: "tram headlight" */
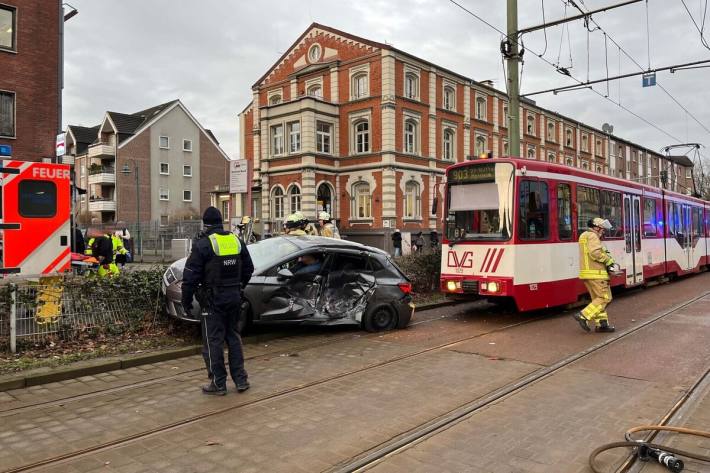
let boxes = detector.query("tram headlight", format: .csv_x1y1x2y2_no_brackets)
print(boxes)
487,281,500,293
446,280,461,292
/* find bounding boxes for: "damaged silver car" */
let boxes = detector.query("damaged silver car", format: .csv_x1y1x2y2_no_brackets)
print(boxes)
162,236,415,332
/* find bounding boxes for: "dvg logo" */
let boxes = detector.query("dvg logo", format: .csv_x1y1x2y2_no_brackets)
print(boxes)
447,250,473,268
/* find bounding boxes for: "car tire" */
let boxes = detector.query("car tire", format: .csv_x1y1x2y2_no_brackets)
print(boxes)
363,305,398,332
237,298,252,335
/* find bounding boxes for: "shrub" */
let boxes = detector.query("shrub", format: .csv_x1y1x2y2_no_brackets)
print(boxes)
396,249,442,293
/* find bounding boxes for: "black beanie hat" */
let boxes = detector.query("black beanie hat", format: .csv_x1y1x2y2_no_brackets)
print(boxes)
202,206,223,225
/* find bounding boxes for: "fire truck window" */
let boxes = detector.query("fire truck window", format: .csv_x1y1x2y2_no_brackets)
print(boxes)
600,191,623,239
518,180,549,240
556,184,572,240
18,180,57,218
576,186,599,236
643,198,657,237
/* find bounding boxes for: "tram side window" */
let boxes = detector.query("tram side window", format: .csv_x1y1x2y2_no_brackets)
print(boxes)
18,180,57,218
666,202,676,236
557,184,572,240
576,185,599,236
518,180,549,240
600,190,623,238
643,198,657,237
692,208,702,239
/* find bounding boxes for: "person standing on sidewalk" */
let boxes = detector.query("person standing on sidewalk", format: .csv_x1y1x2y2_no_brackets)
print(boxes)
182,207,254,395
391,229,402,257
572,217,617,333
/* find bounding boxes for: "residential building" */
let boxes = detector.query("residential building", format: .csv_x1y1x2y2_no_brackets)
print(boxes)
239,24,694,247
66,100,230,224
0,1,61,161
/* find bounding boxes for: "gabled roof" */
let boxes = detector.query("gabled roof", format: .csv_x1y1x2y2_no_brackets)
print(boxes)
106,100,179,142
68,125,99,144
253,22,388,88
667,155,694,167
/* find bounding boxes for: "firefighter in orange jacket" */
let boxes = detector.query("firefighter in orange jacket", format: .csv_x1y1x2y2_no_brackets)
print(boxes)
572,217,618,333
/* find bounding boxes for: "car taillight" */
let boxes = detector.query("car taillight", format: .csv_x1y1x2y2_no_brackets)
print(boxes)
398,282,412,295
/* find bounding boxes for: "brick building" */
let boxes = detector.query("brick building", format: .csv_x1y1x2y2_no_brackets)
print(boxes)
0,0,61,161
66,100,230,224
239,24,694,247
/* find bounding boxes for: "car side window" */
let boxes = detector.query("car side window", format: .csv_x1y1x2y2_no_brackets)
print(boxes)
330,253,369,272
270,252,324,275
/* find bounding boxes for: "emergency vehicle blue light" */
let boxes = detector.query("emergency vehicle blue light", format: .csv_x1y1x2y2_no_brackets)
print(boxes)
0,144,12,156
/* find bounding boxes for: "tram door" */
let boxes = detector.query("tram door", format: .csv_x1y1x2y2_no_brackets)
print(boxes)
623,194,644,285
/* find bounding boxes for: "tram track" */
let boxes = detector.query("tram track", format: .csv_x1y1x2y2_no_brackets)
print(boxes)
326,291,710,473
2,304,548,473
3,288,705,473
0,300,481,417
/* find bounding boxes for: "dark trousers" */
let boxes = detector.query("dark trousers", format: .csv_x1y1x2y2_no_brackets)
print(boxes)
201,301,247,389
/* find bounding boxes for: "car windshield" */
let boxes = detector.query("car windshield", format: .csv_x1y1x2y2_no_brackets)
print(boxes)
247,237,300,271
446,162,514,241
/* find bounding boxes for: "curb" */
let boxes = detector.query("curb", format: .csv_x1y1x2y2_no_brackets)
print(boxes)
0,297,458,392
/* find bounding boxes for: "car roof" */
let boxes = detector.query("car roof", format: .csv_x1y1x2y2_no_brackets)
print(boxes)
278,236,388,256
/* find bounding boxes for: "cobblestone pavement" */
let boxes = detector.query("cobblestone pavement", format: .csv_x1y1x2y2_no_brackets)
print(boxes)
0,274,708,473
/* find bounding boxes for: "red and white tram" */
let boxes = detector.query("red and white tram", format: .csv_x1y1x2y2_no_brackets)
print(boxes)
440,158,709,311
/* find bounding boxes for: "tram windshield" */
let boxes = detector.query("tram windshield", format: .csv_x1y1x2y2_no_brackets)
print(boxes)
446,162,514,242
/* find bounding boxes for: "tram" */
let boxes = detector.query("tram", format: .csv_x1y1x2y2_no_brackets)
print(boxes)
439,158,709,311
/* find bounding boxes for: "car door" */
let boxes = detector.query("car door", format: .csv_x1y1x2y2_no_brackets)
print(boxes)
258,250,329,322
317,250,377,320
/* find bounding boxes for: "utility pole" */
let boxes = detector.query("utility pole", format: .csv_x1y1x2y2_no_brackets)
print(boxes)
505,0,521,157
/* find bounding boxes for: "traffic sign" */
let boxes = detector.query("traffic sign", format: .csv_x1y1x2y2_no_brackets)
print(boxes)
642,72,656,87
56,133,66,157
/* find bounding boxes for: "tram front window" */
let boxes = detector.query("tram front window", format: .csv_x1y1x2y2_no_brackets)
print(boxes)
446,162,514,241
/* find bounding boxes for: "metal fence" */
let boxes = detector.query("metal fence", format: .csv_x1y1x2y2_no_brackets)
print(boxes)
0,275,157,352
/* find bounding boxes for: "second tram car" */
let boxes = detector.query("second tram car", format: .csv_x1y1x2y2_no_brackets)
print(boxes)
440,158,709,311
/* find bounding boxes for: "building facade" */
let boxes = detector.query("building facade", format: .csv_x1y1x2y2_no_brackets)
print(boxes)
240,24,694,246
0,0,61,161
66,100,230,224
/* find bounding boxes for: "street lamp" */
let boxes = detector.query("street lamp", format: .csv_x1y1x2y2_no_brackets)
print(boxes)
121,160,141,261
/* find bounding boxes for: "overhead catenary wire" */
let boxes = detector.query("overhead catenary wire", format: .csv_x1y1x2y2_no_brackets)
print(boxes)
680,0,710,50
447,0,683,143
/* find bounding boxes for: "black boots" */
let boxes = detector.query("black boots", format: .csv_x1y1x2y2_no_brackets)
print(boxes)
572,312,591,332
595,320,615,333
236,380,250,393
201,382,227,396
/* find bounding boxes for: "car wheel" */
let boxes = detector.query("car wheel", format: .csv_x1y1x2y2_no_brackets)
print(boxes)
237,298,252,335
363,305,398,332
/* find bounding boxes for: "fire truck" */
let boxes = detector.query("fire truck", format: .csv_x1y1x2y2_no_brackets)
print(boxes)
1,146,72,277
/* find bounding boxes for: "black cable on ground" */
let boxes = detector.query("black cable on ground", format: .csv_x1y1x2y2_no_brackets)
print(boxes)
589,425,710,473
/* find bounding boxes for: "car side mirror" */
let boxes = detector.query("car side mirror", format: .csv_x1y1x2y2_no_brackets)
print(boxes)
277,268,294,281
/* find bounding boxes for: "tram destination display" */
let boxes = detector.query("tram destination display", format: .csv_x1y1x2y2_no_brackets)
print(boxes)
449,163,496,184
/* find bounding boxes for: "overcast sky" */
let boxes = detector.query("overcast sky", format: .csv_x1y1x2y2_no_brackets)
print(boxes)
63,0,710,162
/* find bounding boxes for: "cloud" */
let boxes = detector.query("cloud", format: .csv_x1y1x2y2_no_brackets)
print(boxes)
63,0,710,163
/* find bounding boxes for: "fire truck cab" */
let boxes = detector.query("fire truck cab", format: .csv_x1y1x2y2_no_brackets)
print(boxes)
1,151,72,277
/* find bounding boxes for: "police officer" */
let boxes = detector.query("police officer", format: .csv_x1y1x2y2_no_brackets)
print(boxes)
182,207,254,395
573,217,617,333
317,211,340,239
284,212,309,236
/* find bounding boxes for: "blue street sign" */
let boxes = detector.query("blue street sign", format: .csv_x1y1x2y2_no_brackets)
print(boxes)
642,72,656,87
0,144,12,156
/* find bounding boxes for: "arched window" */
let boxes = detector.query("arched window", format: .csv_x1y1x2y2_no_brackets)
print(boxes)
317,183,333,216
596,165,602,173
271,187,285,220
565,129,573,147
502,141,509,155
503,105,509,127
404,119,417,154
405,73,418,99
566,158,574,166
547,122,556,141
548,153,556,163
404,181,420,218
443,86,455,111
582,134,589,152
307,84,322,98
352,72,368,99
269,94,282,105
476,97,487,121
354,120,369,153
443,129,455,160
352,182,371,219
288,185,301,213
475,135,486,157
527,146,536,159
582,161,589,170
596,139,603,155
526,114,535,135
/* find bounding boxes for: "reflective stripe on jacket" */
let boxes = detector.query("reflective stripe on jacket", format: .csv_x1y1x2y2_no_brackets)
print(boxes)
578,230,612,280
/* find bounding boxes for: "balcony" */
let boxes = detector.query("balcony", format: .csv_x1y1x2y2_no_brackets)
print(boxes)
89,197,116,212
88,166,116,185
88,143,115,159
